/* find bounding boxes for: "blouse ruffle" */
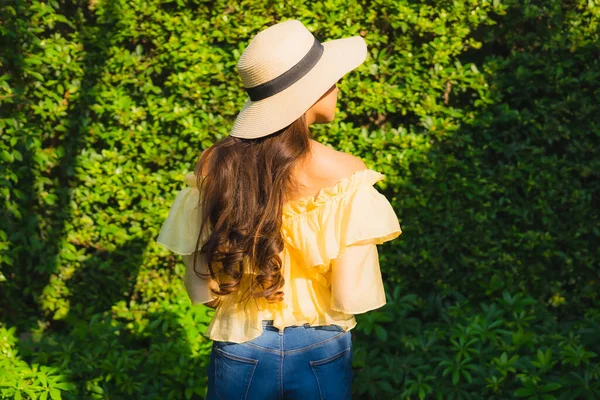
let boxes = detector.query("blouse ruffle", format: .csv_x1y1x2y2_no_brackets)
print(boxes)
281,168,402,272
156,172,211,255
155,168,402,343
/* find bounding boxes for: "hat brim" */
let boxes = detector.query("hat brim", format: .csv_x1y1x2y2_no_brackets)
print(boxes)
229,36,368,139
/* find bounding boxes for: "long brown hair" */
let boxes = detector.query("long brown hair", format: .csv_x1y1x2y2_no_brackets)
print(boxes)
190,113,313,304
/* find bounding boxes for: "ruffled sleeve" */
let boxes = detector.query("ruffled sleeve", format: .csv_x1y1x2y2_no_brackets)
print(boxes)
156,172,215,305
282,169,402,269
281,168,402,314
330,243,386,313
156,172,211,255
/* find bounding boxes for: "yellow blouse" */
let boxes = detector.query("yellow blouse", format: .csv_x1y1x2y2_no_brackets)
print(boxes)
156,168,402,343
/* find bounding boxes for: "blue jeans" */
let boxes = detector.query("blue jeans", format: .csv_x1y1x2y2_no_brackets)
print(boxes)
206,320,353,399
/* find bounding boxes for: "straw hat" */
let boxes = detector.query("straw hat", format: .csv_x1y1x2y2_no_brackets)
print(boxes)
229,19,368,139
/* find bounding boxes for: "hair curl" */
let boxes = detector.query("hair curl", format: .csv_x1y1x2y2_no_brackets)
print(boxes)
190,113,313,305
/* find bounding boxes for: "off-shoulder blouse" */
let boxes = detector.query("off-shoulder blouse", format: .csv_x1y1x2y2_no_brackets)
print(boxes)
156,168,402,343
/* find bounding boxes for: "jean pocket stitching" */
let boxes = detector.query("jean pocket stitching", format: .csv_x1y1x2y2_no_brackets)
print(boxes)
309,347,350,367
214,347,258,365
214,349,258,400
309,348,352,399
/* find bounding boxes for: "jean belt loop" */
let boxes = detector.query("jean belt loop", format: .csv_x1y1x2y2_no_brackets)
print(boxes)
262,319,272,326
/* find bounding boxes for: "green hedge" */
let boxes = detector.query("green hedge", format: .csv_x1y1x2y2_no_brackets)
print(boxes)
1,0,598,398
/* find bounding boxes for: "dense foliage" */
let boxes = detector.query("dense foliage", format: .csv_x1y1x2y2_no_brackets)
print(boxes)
1,0,598,398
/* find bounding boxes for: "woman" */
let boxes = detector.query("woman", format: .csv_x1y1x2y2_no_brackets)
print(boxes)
156,19,402,400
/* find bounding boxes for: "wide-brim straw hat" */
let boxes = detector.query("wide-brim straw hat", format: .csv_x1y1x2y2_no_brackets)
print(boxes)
229,19,368,139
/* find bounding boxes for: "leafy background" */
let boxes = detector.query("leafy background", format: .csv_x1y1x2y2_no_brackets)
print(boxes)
1,0,599,398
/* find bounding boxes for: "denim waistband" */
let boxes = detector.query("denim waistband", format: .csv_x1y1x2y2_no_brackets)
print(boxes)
261,319,310,328
261,319,318,330
260,319,344,332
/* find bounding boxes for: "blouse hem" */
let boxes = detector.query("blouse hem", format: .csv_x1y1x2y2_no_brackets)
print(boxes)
156,241,194,256
335,229,403,260
330,300,387,315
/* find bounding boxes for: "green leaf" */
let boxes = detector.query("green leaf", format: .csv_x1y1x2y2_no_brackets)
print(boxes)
514,388,534,397
374,325,388,341
50,388,62,400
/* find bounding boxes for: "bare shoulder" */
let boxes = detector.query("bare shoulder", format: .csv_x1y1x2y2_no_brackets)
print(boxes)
337,151,368,175
309,140,367,180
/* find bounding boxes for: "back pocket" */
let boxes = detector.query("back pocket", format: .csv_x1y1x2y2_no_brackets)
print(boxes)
310,347,353,400
213,347,258,400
